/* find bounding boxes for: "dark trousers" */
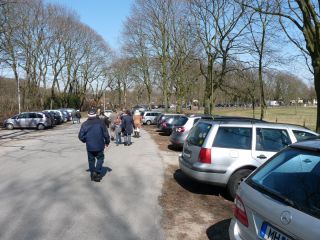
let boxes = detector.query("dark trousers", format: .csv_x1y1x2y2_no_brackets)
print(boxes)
87,151,104,174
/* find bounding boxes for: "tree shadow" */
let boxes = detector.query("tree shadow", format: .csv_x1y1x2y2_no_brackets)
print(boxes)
0,130,35,139
173,169,231,199
206,218,231,240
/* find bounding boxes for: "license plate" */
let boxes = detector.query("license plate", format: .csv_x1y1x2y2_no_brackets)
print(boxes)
259,222,292,240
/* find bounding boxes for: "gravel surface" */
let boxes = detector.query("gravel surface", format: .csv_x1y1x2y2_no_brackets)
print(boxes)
143,125,234,240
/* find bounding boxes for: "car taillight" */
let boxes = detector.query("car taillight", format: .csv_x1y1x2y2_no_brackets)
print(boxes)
198,148,211,163
176,127,185,133
162,123,167,128
233,195,249,227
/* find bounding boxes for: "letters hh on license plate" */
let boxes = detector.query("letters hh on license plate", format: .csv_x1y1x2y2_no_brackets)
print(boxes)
259,222,292,240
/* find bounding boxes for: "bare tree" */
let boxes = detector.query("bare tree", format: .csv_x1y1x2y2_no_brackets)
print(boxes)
189,0,248,114
243,0,320,131
122,12,153,108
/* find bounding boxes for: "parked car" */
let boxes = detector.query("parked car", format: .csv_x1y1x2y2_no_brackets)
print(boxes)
4,112,53,130
43,110,63,125
103,109,113,118
170,115,260,148
142,111,162,125
179,120,318,198
41,111,55,127
132,105,149,113
156,113,184,128
229,139,320,240
58,110,68,122
59,108,76,121
159,115,186,135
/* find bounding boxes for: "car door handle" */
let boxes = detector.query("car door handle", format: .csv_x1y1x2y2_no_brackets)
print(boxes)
257,154,267,159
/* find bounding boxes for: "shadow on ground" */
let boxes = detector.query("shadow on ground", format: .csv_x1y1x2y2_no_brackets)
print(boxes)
167,144,182,152
207,218,231,240
159,132,170,136
173,169,231,200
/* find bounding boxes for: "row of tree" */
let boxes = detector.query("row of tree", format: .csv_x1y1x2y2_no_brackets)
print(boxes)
0,0,112,112
1,0,320,131
120,0,320,130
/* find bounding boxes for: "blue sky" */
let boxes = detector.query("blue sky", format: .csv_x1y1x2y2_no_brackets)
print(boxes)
45,0,133,50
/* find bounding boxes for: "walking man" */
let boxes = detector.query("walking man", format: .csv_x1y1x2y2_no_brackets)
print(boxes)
121,109,134,146
78,108,110,182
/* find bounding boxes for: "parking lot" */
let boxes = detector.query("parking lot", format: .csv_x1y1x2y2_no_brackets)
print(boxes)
144,125,234,240
0,122,165,240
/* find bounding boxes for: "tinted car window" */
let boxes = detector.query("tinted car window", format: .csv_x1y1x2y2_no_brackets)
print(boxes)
18,113,28,119
213,127,252,150
29,113,37,118
293,130,318,141
256,128,291,152
175,116,188,126
36,113,43,118
188,122,212,147
193,118,200,125
248,147,320,219
146,113,151,116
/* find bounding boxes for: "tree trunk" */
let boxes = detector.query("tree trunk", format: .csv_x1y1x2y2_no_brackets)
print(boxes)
313,58,320,132
204,55,213,114
259,59,266,120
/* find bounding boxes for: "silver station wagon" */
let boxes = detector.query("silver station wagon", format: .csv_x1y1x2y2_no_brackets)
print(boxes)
229,139,320,240
179,120,318,198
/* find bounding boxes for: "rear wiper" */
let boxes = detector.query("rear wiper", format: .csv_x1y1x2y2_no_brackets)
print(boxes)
250,181,298,208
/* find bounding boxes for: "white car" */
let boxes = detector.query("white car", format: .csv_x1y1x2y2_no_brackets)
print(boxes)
103,110,113,118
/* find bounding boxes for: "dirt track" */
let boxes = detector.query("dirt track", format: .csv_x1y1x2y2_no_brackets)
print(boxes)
144,125,234,240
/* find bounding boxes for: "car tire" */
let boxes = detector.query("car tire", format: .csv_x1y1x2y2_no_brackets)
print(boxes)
227,169,253,199
146,120,151,125
37,124,45,130
6,123,14,130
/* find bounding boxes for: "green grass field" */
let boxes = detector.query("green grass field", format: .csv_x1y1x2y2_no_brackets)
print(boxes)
210,106,317,131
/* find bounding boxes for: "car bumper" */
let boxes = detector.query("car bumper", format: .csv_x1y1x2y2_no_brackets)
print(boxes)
178,155,227,186
229,218,244,240
169,135,184,147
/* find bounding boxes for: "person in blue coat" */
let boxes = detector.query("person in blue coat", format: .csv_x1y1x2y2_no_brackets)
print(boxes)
78,108,110,182
121,109,134,146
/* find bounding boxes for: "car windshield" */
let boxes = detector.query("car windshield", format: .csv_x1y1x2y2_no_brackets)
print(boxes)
247,147,320,219
174,116,188,126
187,122,212,146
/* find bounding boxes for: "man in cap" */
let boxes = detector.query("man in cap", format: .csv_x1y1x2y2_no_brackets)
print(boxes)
78,108,110,182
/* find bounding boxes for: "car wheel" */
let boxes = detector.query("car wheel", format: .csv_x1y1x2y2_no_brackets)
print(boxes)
227,169,253,199
37,124,45,130
146,120,151,125
6,123,14,130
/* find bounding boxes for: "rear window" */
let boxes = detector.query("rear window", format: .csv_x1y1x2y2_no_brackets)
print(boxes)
248,147,320,219
213,127,252,150
293,130,318,142
256,128,291,152
188,122,212,146
175,116,188,126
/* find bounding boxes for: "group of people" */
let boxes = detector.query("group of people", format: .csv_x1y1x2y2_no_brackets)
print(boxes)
112,109,142,145
78,107,143,182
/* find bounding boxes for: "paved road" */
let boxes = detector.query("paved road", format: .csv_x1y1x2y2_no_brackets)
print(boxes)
0,123,165,240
